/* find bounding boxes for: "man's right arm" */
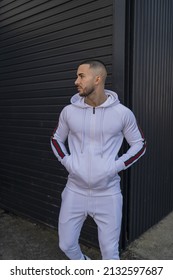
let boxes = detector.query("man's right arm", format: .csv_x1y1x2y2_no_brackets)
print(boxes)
50,107,70,163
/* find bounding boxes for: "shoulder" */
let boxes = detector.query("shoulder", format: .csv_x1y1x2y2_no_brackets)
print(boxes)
60,104,80,122
61,104,73,115
113,104,137,126
114,103,134,117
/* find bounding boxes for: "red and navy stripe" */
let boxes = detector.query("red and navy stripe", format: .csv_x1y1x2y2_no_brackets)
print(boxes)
124,139,146,167
51,138,65,159
125,125,146,167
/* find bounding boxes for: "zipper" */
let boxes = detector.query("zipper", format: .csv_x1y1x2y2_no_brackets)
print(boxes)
88,108,96,192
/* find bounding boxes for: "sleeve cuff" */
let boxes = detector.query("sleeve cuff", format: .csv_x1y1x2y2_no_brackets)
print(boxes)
115,159,125,173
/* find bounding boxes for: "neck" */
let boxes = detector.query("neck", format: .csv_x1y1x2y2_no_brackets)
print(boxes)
84,90,107,107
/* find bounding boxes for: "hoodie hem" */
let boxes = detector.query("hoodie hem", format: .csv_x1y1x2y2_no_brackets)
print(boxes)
66,181,121,197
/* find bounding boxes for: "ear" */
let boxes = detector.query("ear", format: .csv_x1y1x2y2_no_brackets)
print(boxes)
95,75,101,85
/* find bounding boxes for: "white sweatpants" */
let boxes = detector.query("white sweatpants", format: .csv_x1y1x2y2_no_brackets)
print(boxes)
58,187,123,260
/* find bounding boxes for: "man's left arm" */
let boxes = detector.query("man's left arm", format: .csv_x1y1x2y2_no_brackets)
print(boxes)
115,109,146,173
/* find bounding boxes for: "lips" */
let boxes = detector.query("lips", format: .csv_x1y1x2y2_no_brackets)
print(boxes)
77,87,82,91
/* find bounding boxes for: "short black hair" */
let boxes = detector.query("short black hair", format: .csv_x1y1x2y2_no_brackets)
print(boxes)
79,59,107,73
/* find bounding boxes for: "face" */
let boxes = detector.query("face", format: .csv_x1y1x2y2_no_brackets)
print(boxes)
74,64,98,97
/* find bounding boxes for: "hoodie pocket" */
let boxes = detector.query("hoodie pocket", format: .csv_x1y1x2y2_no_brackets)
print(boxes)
106,160,118,179
90,157,118,187
61,155,73,174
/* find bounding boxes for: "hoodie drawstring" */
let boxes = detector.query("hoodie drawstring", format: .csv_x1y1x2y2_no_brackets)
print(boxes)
100,108,105,158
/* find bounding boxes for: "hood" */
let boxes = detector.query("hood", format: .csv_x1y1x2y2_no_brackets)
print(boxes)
70,89,120,108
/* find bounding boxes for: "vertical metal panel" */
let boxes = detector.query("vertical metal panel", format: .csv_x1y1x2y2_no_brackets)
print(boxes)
112,0,126,101
112,0,129,251
0,0,114,246
128,0,173,242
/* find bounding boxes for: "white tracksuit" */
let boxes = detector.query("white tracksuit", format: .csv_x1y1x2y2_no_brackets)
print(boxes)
51,90,146,259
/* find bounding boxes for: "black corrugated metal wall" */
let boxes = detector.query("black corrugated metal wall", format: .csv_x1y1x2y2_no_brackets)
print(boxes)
0,0,114,246
1,0,173,252
127,0,173,242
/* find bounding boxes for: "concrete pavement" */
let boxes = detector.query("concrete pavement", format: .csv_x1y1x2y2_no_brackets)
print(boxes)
0,208,100,260
0,208,173,260
121,211,173,260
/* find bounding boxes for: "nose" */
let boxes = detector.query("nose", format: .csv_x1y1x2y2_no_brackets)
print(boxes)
74,78,78,86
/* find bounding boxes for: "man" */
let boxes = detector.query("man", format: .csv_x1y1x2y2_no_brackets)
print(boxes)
51,60,146,260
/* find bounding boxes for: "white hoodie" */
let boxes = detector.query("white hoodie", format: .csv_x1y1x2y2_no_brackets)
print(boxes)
51,90,146,196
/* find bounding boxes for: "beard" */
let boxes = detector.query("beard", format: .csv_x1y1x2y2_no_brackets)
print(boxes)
78,86,95,97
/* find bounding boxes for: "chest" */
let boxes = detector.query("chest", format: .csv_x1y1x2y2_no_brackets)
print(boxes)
67,107,123,139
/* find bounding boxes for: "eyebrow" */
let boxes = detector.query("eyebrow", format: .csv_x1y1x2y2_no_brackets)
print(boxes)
77,72,85,77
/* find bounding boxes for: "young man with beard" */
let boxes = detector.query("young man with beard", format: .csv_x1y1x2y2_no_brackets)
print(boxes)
51,60,146,260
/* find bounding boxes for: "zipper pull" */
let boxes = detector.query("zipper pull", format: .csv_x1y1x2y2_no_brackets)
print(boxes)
93,107,95,114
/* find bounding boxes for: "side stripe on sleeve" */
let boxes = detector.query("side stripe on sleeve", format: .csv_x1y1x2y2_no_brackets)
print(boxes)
51,138,65,159
124,140,147,167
